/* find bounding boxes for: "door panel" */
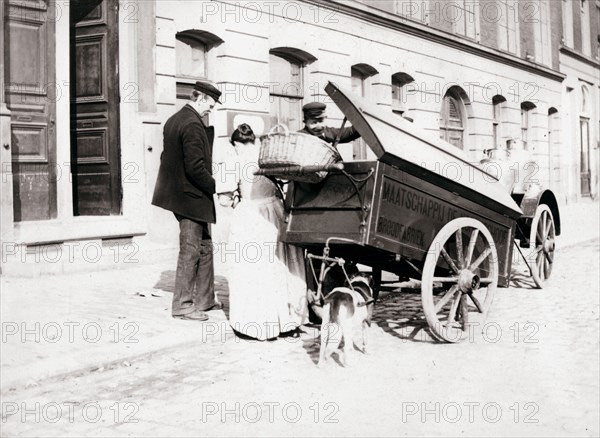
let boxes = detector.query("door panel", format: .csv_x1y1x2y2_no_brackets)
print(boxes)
71,0,121,215
5,0,57,221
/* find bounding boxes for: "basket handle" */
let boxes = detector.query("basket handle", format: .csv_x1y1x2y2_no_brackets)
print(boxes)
268,123,290,135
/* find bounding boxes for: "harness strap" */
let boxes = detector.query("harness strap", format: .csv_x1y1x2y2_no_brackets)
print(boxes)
357,298,375,307
318,289,375,307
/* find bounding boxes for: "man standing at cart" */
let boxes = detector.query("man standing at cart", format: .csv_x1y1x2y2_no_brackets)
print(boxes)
152,80,223,321
297,102,362,322
298,102,361,145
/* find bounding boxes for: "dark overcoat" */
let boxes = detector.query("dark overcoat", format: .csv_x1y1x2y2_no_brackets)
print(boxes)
152,105,216,223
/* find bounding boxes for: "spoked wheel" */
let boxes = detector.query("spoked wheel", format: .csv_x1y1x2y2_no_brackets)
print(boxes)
528,205,556,288
422,218,498,343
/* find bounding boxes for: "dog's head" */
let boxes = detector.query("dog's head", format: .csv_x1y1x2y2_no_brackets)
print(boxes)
348,274,374,326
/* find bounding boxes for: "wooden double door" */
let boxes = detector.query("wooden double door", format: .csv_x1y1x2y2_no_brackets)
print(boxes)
4,0,121,221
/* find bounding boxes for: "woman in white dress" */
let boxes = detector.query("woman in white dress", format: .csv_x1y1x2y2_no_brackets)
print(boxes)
220,124,308,340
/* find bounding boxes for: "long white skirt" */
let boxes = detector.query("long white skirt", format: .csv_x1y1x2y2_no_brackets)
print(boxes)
227,196,308,340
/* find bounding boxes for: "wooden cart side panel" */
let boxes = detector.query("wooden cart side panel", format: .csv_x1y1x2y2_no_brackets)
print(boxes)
283,161,378,245
284,209,363,244
367,163,516,285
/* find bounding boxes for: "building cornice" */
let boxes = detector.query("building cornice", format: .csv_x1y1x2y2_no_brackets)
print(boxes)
559,46,600,68
304,0,566,82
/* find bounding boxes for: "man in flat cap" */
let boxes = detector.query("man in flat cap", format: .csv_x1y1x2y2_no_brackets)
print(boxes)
152,80,222,321
298,102,360,144
297,102,360,322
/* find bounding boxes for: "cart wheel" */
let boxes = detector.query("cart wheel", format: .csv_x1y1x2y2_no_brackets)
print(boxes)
422,218,498,343
529,204,556,288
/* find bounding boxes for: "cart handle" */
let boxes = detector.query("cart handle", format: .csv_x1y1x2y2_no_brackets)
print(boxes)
255,162,344,176
307,254,346,264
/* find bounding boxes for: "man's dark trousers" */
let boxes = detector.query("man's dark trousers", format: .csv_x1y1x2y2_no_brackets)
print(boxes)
172,214,216,316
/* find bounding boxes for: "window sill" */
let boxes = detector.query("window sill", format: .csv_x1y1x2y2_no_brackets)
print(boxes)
12,217,146,246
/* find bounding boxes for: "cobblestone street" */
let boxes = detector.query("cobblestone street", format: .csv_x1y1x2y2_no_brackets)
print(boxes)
1,235,598,437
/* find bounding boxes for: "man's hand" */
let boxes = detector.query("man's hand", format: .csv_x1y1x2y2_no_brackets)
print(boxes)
218,192,234,208
217,191,241,208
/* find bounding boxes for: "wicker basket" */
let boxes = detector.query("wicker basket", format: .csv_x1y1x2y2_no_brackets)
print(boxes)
258,124,342,183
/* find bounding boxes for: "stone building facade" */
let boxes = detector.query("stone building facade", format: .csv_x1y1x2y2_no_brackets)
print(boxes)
0,0,598,274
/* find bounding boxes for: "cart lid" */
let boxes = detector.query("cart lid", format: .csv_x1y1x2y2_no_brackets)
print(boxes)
325,81,522,218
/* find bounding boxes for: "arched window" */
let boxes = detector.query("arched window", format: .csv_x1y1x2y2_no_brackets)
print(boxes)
580,84,591,195
548,107,559,186
176,36,206,79
175,30,223,105
521,101,536,149
580,84,590,114
351,64,378,159
440,87,469,149
391,72,415,117
492,95,507,149
269,48,316,131
548,107,559,143
351,63,378,98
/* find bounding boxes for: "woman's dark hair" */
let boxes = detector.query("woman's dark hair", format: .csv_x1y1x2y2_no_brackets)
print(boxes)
230,123,255,145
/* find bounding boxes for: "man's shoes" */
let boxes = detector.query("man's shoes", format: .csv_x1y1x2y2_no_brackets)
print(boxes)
173,310,209,321
201,302,223,312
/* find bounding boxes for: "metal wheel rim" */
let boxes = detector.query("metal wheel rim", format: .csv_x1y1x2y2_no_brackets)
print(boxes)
529,205,556,288
421,218,498,343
